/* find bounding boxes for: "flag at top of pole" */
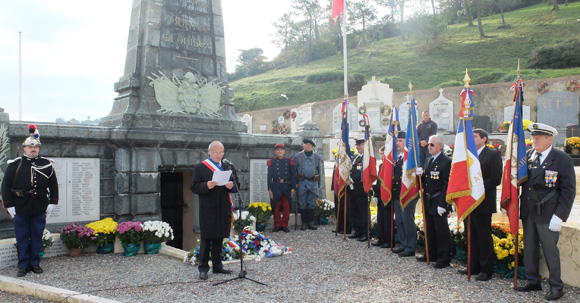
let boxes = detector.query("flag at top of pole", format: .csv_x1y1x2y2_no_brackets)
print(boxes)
337,99,353,200
378,107,400,205
446,69,485,223
400,94,421,208
332,0,344,24
500,62,528,235
362,112,377,193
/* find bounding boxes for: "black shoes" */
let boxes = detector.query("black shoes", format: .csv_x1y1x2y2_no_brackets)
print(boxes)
301,223,308,230
433,262,450,269
282,227,290,233
371,241,384,247
393,247,405,254
17,267,29,277
416,255,427,262
379,243,391,248
545,289,564,301
348,233,362,239
213,266,232,274
29,265,43,274
272,227,280,232
517,282,542,292
357,235,368,242
457,268,480,276
399,251,415,257
307,223,318,230
475,273,492,281
199,272,208,280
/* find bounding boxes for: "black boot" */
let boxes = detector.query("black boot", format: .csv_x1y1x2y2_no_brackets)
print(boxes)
300,209,307,230
307,209,317,230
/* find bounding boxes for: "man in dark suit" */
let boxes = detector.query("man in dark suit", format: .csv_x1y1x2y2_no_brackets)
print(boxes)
348,138,370,241
190,141,236,280
416,134,452,268
372,146,393,248
517,123,576,301
457,129,502,281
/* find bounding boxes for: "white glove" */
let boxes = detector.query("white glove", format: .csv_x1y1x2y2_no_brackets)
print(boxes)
373,197,378,204
437,206,446,216
451,204,456,213
416,167,423,175
46,204,55,214
7,207,16,218
331,190,335,195
548,214,563,232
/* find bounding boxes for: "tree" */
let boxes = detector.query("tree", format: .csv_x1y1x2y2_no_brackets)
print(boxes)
348,0,378,33
465,0,474,26
551,0,559,11
376,0,406,41
236,48,266,67
272,13,295,55
475,0,486,37
291,0,323,62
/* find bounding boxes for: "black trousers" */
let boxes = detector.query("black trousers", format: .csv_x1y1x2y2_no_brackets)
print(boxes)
199,238,223,272
468,213,494,275
425,213,451,264
376,201,393,244
350,192,369,235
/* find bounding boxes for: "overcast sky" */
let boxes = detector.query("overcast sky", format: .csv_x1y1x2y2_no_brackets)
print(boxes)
0,0,294,123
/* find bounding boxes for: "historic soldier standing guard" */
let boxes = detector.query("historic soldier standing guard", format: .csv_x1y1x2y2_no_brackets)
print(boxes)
294,138,323,230
2,125,58,277
267,143,295,232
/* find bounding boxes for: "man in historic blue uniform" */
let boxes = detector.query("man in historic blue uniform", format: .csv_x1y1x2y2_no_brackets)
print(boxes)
2,125,58,277
294,138,323,230
517,123,576,301
267,143,295,232
190,141,236,280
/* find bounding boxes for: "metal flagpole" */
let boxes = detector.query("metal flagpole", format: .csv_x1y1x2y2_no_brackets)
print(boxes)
342,0,349,242
19,31,23,121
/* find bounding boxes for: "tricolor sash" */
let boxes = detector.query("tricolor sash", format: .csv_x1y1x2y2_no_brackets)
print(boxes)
202,158,233,212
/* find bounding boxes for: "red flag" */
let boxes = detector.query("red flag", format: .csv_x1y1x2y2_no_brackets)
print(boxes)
332,0,344,24
362,114,377,192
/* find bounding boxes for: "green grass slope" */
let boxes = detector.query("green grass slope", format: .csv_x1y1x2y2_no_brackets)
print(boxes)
231,3,580,112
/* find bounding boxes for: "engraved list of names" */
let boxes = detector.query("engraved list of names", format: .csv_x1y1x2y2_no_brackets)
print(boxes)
249,159,269,205
47,158,100,224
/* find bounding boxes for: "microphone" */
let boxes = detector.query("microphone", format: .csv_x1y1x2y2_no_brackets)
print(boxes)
222,159,235,168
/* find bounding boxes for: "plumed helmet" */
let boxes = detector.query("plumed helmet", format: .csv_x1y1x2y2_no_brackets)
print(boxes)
22,124,41,147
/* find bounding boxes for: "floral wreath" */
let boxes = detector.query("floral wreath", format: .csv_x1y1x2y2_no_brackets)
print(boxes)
272,120,279,127
291,111,297,119
566,80,579,92
283,109,291,119
538,82,549,94
359,119,365,127
382,118,390,126
380,105,391,116
358,107,366,115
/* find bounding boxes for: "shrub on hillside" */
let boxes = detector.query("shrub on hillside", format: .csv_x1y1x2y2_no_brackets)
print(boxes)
306,71,343,84
528,39,580,69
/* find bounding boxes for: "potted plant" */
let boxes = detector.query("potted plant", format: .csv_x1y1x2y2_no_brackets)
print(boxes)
247,202,272,231
142,220,174,254
314,199,335,225
116,221,143,257
86,217,118,254
566,136,580,154
59,223,95,257
233,210,256,233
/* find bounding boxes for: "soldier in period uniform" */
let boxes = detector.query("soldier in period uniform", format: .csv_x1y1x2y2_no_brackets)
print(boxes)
517,123,576,301
267,143,295,232
294,138,323,230
2,125,58,277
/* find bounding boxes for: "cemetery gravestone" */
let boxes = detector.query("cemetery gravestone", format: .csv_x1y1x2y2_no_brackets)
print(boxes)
429,89,454,132
537,91,579,128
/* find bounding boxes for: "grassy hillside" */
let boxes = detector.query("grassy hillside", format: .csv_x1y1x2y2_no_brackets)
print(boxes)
230,3,580,112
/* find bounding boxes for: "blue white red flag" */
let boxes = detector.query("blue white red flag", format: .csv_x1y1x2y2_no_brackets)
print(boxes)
378,107,400,205
337,99,353,200
400,99,420,207
362,114,377,193
500,78,528,235
446,86,485,222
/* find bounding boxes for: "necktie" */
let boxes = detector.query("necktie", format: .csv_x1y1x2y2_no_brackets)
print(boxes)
533,153,542,167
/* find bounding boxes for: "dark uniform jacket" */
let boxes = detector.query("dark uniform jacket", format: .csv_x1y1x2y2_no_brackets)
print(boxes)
473,146,503,215
190,160,237,240
392,155,404,201
350,154,366,195
2,156,58,216
520,148,575,223
267,157,296,208
421,153,451,216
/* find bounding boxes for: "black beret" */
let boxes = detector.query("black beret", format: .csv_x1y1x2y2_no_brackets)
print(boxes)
303,138,316,147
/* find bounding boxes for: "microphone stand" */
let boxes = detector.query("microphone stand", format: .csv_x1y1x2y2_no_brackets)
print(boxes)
213,160,267,286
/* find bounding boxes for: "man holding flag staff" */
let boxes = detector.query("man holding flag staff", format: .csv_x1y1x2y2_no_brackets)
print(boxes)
517,123,575,301
348,138,369,241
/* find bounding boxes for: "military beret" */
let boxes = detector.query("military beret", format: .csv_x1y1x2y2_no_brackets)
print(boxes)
529,122,558,136
303,138,316,147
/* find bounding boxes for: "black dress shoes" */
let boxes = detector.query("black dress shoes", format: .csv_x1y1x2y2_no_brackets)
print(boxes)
545,289,564,301
213,266,232,274
371,241,384,247
475,273,492,281
357,235,368,242
282,227,290,233
517,282,542,292
457,268,480,276
199,272,208,280
416,255,427,262
380,243,390,248
393,247,405,254
272,227,280,232
29,265,43,274
17,267,29,277
348,233,362,239
307,223,318,230
399,251,415,257
433,262,450,269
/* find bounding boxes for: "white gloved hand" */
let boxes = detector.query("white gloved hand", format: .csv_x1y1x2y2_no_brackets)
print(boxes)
437,206,446,216
46,204,55,214
451,204,456,213
7,207,16,218
548,214,563,232
331,190,335,195
416,167,423,175
373,197,378,204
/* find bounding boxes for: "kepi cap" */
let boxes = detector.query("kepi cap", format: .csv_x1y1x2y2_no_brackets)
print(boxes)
397,131,406,139
355,138,365,145
302,138,316,147
22,124,41,147
529,122,558,136
274,143,285,149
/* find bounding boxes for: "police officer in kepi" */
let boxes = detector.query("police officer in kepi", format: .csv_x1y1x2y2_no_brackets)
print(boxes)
518,123,576,301
2,125,58,277
267,143,296,232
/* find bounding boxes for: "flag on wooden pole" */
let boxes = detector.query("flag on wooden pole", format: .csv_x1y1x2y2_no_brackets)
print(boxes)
378,107,400,204
400,99,420,207
362,113,377,193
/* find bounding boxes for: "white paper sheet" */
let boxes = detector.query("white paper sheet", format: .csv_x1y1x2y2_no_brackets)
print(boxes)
212,170,232,186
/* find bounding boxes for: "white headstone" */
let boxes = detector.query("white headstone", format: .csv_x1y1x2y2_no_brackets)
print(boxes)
332,102,359,135
503,105,531,123
398,97,411,132
278,116,285,124
291,104,313,133
357,76,394,134
429,89,454,132
242,114,253,134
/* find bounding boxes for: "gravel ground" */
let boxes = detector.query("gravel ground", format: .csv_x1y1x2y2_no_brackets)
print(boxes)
1,224,579,303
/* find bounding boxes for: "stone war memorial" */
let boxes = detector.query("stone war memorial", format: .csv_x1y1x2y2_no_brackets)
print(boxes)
0,0,321,263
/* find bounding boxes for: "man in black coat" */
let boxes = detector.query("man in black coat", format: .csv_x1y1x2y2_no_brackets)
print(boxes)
457,129,502,281
372,146,393,248
190,141,237,280
517,123,576,301
417,134,452,268
2,125,58,277
348,138,370,241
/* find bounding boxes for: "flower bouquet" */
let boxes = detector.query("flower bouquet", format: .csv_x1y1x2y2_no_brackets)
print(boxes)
60,223,95,256
415,214,425,247
142,220,174,254
233,210,256,233
449,220,466,262
369,204,378,235
86,217,117,254
40,229,53,258
314,199,335,224
116,221,143,257
247,202,272,231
